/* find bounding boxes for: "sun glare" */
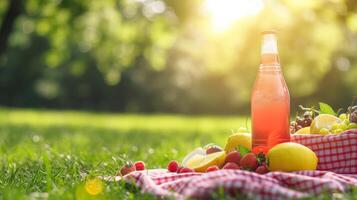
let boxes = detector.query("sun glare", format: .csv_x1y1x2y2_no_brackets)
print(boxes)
204,0,265,31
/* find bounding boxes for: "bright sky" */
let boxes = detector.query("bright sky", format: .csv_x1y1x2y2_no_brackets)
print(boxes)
204,0,265,31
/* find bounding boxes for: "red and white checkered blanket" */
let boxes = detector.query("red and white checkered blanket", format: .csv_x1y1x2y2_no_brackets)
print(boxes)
119,130,357,200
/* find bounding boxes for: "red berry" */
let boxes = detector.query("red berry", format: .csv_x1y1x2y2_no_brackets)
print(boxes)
255,164,269,174
206,145,223,154
240,153,258,171
179,167,194,173
222,162,240,170
206,165,220,172
225,151,241,165
119,162,136,176
167,160,179,172
134,161,145,171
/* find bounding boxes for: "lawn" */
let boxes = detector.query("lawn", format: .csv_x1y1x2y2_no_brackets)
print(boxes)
1,108,356,200
0,108,248,199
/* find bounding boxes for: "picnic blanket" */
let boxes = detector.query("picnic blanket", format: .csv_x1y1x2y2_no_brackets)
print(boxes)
118,129,357,200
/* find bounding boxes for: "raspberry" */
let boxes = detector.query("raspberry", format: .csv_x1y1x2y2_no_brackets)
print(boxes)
179,167,194,173
225,151,241,165
255,164,269,174
134,161,145,171
119,162,136,176
222,162,240,170
206,165,220,172
167,160,179,172
240,153,258,171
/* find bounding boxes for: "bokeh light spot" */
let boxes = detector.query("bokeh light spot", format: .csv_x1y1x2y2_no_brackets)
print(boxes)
84,178,104,196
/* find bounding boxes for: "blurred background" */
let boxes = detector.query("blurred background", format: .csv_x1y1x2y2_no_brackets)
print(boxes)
0,0,356,114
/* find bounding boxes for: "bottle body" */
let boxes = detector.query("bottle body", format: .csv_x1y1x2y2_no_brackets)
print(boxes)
251,31,290,149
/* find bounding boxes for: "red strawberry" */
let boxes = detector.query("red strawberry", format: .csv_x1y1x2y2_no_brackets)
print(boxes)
167,160,179,172
222,162,240,170
255,164,269,174
240,153,258,171
206,165,220,172
179,167,194,173
119,162,136,176
252,146,268,155
134,161,145,171
225,151,241,165
206,145,223,154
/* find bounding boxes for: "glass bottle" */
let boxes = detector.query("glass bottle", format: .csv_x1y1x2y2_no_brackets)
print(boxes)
251,30,290,150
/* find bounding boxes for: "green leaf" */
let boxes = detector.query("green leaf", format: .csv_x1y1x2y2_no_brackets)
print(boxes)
256,152,266,165
319,102,336,115
236,145,250,157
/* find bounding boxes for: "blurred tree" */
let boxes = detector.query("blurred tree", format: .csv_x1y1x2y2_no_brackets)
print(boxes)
0,0,24,57
0,0,356,113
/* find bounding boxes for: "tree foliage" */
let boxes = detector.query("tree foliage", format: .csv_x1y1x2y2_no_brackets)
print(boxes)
0,0,356,113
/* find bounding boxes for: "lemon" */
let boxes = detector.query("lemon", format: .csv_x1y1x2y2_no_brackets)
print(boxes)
310,114,341,134
294,127,310,134
186,151,226,172
224,133,252,153
268,142,318,172
182,147,206,167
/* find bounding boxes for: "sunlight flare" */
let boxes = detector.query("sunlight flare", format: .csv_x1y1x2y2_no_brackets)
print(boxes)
204,0,265,31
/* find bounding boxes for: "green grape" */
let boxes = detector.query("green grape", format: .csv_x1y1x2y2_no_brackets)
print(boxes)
319,128,330,135
338,123,348,131
333,128,343,134
331,122,339,130
339,113,347,120
348,123,357,129
342,119,350,125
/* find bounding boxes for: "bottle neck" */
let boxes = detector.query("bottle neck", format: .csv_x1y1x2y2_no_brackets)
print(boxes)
260,34,280,67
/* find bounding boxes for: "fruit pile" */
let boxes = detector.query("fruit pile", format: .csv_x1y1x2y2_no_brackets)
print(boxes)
118,131,318,175
291,103,357,135
118,146,269,175
176,144,269,174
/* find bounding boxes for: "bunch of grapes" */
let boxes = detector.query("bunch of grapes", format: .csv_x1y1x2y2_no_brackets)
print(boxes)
329,114,357,134
290,104,357,134
327,105,357,134
290,111,313,133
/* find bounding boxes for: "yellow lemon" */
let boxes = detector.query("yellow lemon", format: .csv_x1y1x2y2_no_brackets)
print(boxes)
182,147,206,167
310,114,341,134
294,127,310,134
268,142,318,172
224,133,252,153
186,151,226,172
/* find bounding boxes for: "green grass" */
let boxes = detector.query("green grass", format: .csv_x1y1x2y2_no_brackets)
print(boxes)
0,108,248,199
0,108,356,200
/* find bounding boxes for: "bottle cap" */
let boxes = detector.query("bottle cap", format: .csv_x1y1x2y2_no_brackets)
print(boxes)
261,30,278,54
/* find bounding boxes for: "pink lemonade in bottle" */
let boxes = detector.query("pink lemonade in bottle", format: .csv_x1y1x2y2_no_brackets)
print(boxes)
251,30,290,150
